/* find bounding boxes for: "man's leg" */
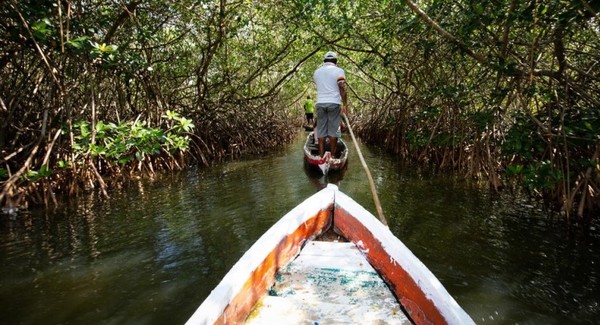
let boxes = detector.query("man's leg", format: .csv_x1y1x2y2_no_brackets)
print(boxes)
318,137,326,157
315,104,327,158
330,136,337,158
328,104,341,157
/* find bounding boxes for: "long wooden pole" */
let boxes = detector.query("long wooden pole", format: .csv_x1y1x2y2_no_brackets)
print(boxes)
342,115,387,226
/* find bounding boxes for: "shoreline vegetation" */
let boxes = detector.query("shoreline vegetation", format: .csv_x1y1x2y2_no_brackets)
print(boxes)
1,1,598,224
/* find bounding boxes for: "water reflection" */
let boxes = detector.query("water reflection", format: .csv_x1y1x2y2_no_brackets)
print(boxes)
0,131,599,324
303,159,347,190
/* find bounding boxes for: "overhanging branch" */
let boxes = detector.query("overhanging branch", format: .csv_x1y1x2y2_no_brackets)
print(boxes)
404,0,487,64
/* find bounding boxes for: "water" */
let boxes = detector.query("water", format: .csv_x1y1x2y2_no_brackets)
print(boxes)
0,132,598,324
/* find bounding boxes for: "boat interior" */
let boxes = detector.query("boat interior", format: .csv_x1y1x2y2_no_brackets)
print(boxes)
246,238,412,324
306,134,346,158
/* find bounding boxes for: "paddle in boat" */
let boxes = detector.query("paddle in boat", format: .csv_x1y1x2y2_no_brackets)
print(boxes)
186,184,474,325
303,131,348,175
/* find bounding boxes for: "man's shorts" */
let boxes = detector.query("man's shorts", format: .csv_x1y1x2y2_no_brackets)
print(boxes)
316,103,341,138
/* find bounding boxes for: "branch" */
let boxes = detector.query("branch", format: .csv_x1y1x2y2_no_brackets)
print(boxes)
501,0,517,58
0,139,42,205
404,0,487,64
11,1,64,93
245,46,324,101
404,0,574,85
239,35,298,90
0,96,6,112
103,1,140,44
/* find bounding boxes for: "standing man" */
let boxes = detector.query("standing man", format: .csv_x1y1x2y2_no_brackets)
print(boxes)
313,51,347,159
303,95,315,125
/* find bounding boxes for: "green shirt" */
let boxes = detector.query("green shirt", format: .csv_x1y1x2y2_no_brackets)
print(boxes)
304,99,315,114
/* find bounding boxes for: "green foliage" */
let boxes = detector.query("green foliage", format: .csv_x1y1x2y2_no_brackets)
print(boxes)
405,129,430,151
0,168,7,180
90,41,119,65
72,114,194,165
2,0,598,217
57,161,70,169
24,164,52,182
522,161,564,190
502,114,540,160
66,36,90,50
505,164,524,176
31,18,52,41
163,110,195,133
502,105,599,196
468,110,494,133
561,107,600,146
506,159,564,191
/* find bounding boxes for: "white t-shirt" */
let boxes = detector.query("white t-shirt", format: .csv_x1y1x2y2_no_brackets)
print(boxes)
313,63,345,104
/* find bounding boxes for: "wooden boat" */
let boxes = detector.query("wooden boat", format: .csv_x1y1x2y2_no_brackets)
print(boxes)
186,184,474,325
303,132,348,174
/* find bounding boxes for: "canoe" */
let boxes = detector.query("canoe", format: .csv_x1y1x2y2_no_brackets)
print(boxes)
186,184,474,325
303,132,348,175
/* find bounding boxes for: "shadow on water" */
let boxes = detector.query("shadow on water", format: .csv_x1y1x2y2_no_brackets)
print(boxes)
0,130,599,324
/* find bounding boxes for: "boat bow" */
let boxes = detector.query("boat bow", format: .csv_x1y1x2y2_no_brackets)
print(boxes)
186,184,474,325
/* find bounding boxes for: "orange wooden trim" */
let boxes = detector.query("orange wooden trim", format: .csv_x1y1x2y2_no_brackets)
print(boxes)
215,208,333,324
334,207,447,325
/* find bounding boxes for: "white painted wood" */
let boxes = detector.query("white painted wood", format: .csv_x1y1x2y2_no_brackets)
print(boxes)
290,240,373,272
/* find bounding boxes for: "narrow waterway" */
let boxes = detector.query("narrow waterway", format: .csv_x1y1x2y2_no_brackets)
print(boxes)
0,132,598,324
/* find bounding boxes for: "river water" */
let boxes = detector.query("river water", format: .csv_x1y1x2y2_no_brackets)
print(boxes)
0,132,598,324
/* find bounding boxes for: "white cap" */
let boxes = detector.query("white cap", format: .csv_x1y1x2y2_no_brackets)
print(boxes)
324,51,337,60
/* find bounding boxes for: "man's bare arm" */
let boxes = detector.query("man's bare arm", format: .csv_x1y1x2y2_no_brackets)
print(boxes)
338,79,347,115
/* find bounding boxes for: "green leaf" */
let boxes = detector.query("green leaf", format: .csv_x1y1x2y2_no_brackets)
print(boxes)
39,164,52,177
117,156,132,165
177,117,195,132
506,164,524,176
66,36,90,49
163,110,179,120
31,19,51,40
